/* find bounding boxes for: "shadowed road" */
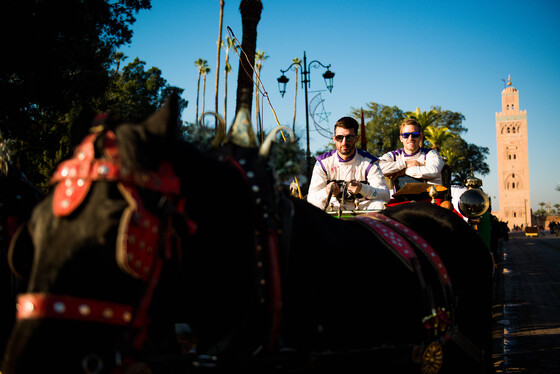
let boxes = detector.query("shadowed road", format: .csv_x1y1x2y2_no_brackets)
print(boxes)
493,231,560,373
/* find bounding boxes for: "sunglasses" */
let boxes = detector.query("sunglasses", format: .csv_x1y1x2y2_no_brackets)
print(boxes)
401,132,421,139
334,134,356,142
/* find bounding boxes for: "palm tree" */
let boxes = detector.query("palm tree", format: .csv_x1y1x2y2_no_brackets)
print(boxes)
538,202,546,215
214,0,225,122
194,58,208,125
223,36,238,125
440,148,464,166
201,65,211,118
113,52,127,74
291,57,302,134
405,107,439,129
424,125,455,151
254,49,269,141
235,0,263,116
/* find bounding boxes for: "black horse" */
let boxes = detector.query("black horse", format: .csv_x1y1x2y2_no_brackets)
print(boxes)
3,95,494,373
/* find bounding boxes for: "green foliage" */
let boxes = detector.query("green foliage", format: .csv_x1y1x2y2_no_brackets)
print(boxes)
404,107,439,128
99,58,187,123
0,1,197,191
423,125,455,150
349,103,405,156
442,136,489,184
439,148,464,166
0,133,15,176
431,107,467,134
183,123,216,153
1,0,152,125
269,140,306,184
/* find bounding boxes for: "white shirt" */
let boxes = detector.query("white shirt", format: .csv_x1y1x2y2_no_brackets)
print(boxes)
307,149,390,211
378,147,444,185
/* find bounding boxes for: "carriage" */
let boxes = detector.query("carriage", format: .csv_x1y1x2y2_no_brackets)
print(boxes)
525,226,539,237
324,164,490,227
2,95,495,374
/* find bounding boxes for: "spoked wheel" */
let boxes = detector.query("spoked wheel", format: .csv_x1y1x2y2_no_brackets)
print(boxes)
420,341,444,374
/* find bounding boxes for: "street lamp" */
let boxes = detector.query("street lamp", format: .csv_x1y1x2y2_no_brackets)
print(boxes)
277,51,335,178
277,73,289,98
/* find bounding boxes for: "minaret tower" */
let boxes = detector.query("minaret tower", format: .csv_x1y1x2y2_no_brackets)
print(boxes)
495,76,531,229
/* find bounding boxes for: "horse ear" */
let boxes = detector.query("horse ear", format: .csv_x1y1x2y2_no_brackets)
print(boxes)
142,92,180,141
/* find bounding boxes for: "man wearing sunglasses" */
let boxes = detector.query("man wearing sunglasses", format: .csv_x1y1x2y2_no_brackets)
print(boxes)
378,118,444,193
307,116,390,211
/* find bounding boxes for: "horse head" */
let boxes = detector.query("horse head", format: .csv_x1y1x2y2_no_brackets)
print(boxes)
3,94,261,373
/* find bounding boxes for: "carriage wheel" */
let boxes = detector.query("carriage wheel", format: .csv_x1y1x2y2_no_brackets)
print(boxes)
420,341,443,374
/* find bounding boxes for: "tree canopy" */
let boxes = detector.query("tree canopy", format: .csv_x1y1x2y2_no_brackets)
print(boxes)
0,1,195,190
101,57,187,123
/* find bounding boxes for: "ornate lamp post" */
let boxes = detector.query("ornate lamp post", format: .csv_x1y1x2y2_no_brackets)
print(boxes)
277,51,335,177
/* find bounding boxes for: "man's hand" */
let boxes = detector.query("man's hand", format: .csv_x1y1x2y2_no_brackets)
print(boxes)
385,169,406,179
327,181,340,196
347,180,362,195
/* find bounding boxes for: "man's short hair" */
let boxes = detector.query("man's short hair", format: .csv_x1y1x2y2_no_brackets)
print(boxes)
400,118,421,132
334,117,359,134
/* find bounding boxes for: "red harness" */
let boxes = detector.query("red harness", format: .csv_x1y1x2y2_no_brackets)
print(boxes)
17,128,196,360
17,293,134,325
350,212,453,336
365,212,451,287
50,131,180,217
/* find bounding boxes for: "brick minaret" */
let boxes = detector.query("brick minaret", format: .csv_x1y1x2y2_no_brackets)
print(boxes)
495,76,531,229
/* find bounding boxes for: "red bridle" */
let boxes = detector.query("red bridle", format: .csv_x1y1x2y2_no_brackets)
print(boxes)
50,130,181,217
16,127,196,368
17,293,134,325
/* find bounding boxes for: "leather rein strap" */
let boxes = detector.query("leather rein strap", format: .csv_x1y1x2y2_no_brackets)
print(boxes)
350,212,453,336
365,212,452,296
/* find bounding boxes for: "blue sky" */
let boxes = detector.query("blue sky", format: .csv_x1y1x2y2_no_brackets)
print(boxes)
120,0,560,212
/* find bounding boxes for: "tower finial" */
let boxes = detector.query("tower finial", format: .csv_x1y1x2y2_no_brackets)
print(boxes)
507,75,512,86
